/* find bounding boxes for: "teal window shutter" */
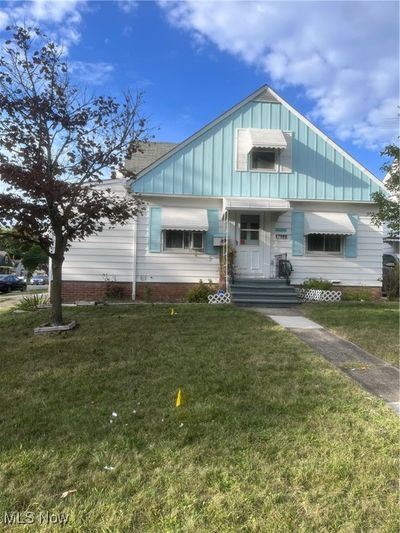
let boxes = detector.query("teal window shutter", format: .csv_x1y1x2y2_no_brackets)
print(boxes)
149,207,162,252
292,212,304,256
345,214,358,257
205,209,220,255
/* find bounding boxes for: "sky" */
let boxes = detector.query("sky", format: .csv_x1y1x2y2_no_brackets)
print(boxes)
0,0,399,179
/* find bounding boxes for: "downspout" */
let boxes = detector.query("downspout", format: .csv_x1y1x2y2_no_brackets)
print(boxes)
131,216,137,301
48,257,52,299
225,209,229,291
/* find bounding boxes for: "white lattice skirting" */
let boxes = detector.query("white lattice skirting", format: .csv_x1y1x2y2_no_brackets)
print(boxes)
297,288,342,302
208,292,232,304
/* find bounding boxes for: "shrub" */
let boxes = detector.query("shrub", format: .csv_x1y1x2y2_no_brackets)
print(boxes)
301,278,333,290
186,280,217,303
105,281,125,300
16,293,49,311
384,265,400,300
143,283,152,303
341,289,373,302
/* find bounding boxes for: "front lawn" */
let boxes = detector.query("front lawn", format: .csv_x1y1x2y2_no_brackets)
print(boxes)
302,302,399,367
0,305,398,532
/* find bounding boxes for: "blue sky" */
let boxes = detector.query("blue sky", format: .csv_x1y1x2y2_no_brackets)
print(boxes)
0,0,399,178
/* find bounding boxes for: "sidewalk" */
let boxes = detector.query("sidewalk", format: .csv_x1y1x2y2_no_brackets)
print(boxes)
252,307,400,416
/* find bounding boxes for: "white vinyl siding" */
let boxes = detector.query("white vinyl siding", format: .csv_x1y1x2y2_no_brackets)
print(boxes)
136,197,221,283
271,202,382,287
62,180,135,283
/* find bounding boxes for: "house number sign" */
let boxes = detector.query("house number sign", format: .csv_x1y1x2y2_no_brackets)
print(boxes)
274,227,288,240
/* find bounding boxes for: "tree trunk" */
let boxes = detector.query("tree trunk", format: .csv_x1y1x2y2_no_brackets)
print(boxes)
51,253,64,325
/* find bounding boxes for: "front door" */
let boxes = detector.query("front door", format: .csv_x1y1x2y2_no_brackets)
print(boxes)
235,213,266,278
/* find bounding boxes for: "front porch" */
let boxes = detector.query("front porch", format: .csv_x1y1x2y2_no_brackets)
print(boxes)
220,197,293,288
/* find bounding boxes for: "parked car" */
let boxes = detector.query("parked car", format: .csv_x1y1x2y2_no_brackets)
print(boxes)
31,275,49,285
0,274,27,292
0,279,9,293
382,253,400,293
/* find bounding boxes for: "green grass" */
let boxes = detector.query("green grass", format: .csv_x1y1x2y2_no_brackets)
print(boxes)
0,305,398,532
302,302,399,367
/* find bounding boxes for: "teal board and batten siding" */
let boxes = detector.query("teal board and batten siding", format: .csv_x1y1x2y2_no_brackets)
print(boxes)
133,101,382,201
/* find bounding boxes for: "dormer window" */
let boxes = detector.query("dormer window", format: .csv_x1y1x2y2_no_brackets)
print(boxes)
236,128,293,173
250,148,276,171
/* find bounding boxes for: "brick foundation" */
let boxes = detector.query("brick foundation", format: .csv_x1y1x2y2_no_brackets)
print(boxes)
337,286,382,299
60,281,200,303
60,281,133,303
60,281,382,304
135,282,198,302
293,285,382,299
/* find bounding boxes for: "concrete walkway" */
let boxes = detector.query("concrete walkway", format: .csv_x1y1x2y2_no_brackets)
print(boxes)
252,307,400,416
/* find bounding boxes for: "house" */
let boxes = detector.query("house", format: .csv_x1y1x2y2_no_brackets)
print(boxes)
0,251,13,273
382,171,399,256
61,85,386,303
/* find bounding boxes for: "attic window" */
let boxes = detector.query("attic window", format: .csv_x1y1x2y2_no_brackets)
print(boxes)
250,148,276,170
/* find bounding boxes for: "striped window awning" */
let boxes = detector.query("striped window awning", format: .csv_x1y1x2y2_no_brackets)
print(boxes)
222,198,290,213
304,212,356,235
161,208,209,231
248,129,287,149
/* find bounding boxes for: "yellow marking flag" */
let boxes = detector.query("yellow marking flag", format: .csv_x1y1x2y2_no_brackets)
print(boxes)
176,388,183,407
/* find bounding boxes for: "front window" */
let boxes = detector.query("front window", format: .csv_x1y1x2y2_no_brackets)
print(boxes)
240,214,260,245
164,230,204,251
307,234,342,253
250,148,276,170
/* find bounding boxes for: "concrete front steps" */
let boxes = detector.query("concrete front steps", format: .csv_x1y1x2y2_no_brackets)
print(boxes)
230,278,301,307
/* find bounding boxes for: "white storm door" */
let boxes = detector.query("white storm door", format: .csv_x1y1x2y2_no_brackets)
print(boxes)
235,213,264,278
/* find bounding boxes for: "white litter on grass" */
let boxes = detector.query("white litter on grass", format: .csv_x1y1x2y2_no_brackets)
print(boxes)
60,489,77,499
103,466,115,471
132,409,137,414
179,423,184,428
111,412,118,417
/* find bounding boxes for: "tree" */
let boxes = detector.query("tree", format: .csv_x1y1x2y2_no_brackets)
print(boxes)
21,244,49,277
0,26,149,325
0,228,30,259
371,144,400,238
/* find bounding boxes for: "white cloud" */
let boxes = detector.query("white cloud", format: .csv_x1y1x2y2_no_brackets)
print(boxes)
0,0,86,48
116,1,138,14
159,0,399,150
70,61,114,85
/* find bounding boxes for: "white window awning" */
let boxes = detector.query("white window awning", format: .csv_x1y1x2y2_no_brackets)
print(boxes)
222,198,291,214
248,129,287,150
304,212,356,236
161,207,209,231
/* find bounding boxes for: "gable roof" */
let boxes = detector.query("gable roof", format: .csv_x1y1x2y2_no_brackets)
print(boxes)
132,85,384,193
132,85,267,181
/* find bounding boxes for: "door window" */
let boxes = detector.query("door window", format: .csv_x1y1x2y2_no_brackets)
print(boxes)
240,214,260,245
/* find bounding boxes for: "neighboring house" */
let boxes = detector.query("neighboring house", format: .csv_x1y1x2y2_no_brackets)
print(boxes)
14,259,27,279
0,251,13,273
62,85,386,302
382,171,399,255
